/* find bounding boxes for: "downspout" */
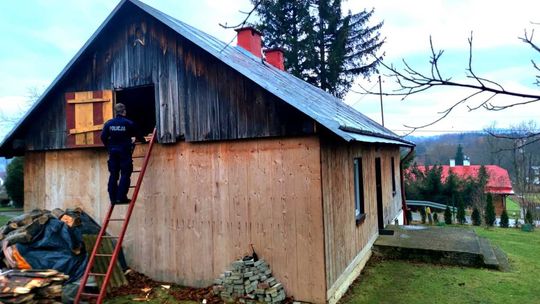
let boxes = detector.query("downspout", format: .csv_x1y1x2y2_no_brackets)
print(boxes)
400,146,415,225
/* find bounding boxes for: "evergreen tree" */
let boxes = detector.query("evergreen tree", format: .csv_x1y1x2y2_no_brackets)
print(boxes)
4,157,24,208
253,0,384,97
500,209,509,228
471,207,481,226
444,206,452,225
253,0,315,80
456,198,466,224
525,209,534,225
484,193,496,227
455,144,464,165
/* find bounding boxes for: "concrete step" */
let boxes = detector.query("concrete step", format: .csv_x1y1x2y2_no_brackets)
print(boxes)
477,237,499,270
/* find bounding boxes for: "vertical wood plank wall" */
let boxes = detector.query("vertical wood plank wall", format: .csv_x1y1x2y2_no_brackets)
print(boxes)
23,136,326,303
321,138,402,291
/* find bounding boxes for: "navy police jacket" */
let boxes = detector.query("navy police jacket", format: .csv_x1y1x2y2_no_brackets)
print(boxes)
100,115,144,150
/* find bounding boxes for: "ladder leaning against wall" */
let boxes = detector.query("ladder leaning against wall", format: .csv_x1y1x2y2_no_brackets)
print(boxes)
75,127,157,304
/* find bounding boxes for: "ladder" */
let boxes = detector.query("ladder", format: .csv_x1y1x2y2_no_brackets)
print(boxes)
75,127,157,304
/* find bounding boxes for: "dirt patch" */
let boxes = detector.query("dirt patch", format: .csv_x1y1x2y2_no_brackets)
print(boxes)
107,271,222,303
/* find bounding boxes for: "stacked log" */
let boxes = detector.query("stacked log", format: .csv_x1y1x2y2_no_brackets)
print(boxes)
0,269,68,303
213,258,286,303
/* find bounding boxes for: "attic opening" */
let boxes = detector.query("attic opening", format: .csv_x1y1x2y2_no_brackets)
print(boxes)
115,85,156,136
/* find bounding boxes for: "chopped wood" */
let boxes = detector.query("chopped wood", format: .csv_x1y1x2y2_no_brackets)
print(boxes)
0,270,68,303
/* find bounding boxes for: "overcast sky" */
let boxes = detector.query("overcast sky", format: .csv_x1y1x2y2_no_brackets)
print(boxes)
0,0,539,140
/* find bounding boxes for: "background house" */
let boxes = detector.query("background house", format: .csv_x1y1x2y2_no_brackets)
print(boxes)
417,164,514,215
0,0,413,303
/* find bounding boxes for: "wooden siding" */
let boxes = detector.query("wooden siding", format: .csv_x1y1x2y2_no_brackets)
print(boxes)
15,2,314,152
23,136,326,303
320,137,402,291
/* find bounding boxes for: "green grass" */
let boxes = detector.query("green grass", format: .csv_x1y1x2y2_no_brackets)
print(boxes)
341,227,540,304
0,206,23,212
0,215,11,226
506,197,521,217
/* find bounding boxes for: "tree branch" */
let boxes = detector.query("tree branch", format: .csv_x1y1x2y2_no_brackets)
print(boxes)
356,27,540,135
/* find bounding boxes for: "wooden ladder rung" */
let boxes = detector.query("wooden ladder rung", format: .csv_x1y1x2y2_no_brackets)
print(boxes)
109,218,125,222
95,253,113,257
102,235,118,239
80,292,99,298
89,272,106,277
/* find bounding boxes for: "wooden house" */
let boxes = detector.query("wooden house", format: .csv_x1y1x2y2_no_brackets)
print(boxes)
0,1,414,302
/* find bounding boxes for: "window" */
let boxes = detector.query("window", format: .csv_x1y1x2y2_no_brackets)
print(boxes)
354,158,366,224
391,157,396,196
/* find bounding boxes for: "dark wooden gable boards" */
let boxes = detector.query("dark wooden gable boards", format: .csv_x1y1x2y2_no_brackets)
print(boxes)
13,2,315,153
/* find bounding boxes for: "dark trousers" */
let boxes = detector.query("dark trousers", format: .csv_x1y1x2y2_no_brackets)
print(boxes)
107,147,133,203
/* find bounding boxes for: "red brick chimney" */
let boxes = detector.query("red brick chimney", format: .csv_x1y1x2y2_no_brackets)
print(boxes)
235,27,262,58
264,48,285,71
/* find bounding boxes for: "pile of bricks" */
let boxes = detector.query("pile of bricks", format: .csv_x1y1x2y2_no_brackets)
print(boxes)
213,257,286,303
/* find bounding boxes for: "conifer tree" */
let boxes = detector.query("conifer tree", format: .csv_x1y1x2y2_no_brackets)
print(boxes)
525,209,534,225
500,209,509,228
484,193,496,227
253,0,315,80
444,206,452,225
471,207,481,226
456,198,466,224
253,0,384,97
4,157,24,208
455,144,464,166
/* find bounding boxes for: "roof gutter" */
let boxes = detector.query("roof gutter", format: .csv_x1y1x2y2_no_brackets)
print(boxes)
338,125,415,147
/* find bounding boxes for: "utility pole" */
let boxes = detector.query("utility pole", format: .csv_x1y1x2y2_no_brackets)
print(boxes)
378,75,385,127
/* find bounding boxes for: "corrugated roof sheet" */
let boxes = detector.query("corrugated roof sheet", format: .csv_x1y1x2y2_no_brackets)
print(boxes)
131,0,412,146
1,0,413,149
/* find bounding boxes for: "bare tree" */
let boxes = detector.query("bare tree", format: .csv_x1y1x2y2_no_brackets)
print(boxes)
0,87,40,136
359,23,540,135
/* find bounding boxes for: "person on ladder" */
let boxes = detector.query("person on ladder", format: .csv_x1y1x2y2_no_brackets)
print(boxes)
100,103,146,205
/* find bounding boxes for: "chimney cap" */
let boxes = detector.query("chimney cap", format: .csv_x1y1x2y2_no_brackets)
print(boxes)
234,26,262,36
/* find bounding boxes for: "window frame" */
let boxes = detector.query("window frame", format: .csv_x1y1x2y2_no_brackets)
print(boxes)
354,157,366,225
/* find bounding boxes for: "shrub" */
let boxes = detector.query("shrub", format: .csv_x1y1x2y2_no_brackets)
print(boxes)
525,209,533,225
471,207,481,226
457,199,466,224
406,208,412,224
484,193,496,227
500,209,509,228
419,207,426,224
4,157,24,208
444,206,452,225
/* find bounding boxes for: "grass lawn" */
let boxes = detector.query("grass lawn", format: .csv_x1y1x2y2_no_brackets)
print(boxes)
506,197,521,217
0,206,23,212
341,227,540,304
0,215,11,226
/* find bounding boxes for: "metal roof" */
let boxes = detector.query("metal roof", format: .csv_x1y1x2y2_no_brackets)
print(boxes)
1,0,414,149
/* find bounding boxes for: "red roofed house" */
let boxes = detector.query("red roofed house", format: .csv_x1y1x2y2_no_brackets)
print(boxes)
418,165,514,215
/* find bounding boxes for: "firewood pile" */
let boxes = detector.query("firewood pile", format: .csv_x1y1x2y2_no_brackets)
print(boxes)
213,257,286,304
0,269,68,303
